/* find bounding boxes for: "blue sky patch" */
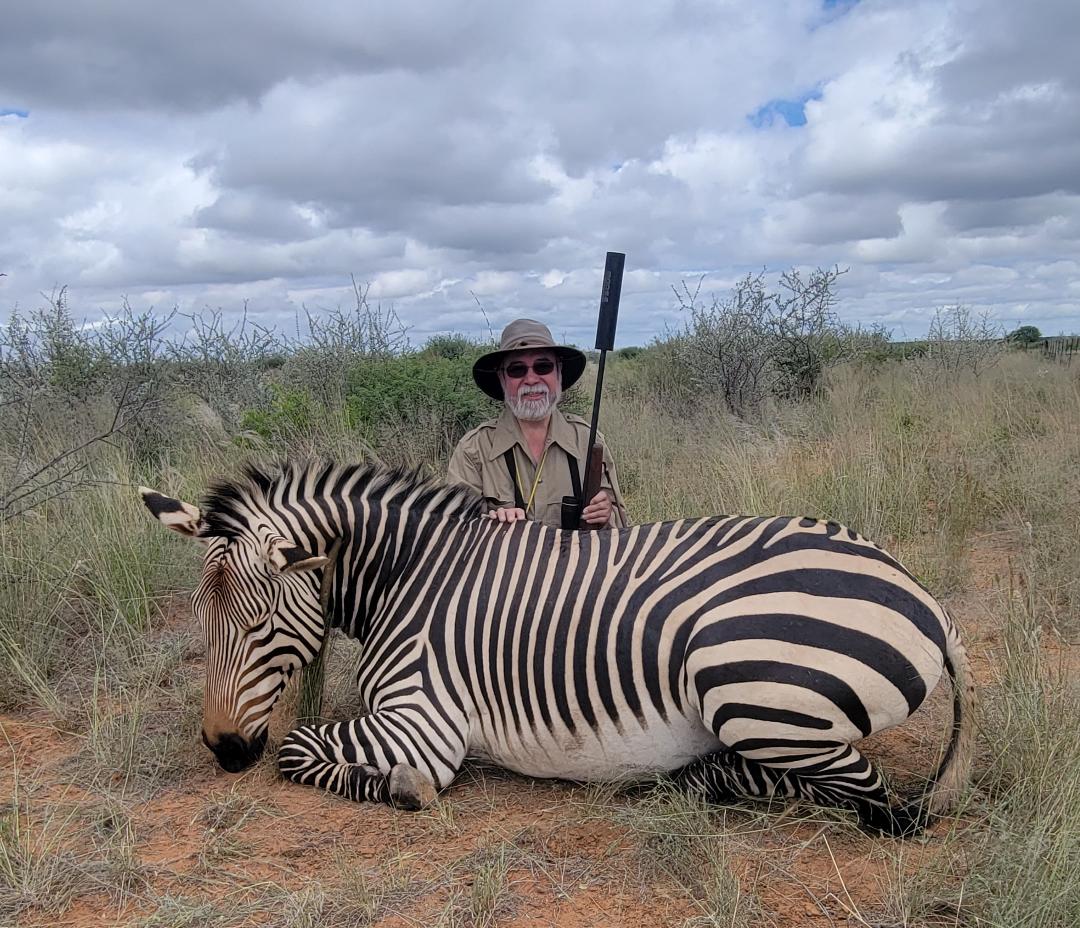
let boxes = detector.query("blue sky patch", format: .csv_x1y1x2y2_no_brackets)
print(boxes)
1,108,29,118
816,0,859,30
749,89,822,128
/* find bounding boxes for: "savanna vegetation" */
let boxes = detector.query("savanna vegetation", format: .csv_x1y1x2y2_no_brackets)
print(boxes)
1,277,1078,927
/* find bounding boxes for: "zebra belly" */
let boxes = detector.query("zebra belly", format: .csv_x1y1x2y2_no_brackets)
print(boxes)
466,712,720,781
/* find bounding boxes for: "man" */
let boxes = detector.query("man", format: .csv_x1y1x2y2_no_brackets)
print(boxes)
448,319,628,529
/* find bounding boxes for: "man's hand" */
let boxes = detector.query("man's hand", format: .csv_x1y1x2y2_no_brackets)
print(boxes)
488,507,527,524
582,490,613,527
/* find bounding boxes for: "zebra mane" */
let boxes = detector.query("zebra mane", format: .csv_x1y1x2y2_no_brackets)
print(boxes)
200,459,485,539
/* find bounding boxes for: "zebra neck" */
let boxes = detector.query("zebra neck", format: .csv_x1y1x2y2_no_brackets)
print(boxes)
333,496,467,642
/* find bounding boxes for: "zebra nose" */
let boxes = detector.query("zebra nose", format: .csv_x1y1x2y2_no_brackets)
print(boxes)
204,730,267,772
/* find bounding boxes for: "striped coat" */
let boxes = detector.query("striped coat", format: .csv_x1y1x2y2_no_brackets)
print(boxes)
142,462,974,835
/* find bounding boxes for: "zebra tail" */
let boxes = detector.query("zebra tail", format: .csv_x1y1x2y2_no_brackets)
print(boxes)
921,617,977,818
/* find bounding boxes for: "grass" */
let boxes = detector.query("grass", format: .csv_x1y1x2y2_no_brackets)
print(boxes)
605,783,759,928
0,519,79,714
61,633,203,797
968,585,1080,926
1,349,1079,925
460,841,518,928
0,770,99,923
137,892,250,927
307,847,435,927
86,796,149,905
195,790,268,869
872,573,1080,928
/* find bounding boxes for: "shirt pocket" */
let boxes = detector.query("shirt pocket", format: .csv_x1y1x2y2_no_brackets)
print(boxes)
540,497,578,529
481,469,515,510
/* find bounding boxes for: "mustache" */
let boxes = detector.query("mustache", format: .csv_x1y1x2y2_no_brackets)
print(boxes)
506,382,560,420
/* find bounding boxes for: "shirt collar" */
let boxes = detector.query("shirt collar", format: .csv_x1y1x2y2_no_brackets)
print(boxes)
486,405,578,460
547,407,579,454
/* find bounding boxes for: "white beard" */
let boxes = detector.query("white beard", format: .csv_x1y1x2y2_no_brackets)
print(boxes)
506,383,561,421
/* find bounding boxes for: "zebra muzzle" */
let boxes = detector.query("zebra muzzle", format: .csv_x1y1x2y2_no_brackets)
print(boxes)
205,729,268,772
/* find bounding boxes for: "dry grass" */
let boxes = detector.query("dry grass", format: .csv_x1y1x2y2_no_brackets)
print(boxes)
2,351,1079,925
605,783,760,927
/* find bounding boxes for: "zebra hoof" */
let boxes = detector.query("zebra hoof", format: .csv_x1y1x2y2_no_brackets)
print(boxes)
860,801,925,838
388,764,437,811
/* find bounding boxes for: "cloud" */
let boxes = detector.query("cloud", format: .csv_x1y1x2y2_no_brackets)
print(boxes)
0,2,485,112
1,0,1079,342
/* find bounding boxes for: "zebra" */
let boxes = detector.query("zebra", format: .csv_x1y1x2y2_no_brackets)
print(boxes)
141,460,975,835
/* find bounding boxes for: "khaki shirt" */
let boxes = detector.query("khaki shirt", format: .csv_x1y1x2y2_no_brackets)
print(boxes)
447,407,628,529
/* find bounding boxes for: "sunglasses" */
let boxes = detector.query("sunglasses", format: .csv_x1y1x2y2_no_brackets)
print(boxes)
502,358,557,378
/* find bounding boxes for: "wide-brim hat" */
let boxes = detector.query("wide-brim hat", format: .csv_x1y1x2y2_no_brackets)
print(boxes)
472,319,587,401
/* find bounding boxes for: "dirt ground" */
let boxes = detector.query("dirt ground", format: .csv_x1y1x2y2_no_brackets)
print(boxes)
2,528,1053,928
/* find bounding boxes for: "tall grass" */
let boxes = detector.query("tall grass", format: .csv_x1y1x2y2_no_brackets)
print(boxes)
0,771,96,923
968,582,1080,926
0,520,73,712
882,579,1080,927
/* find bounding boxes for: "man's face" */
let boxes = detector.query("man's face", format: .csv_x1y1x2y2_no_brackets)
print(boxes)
499,349,561,421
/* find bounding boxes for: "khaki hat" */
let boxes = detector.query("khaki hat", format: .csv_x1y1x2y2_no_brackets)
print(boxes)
472,319,587,401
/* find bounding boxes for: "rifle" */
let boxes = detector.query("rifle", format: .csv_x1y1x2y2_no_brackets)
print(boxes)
561,251,625,530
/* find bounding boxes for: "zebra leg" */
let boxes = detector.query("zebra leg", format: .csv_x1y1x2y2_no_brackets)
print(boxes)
773,743,924,838
762,743,923,836
277,716,457,810
677,745,921,836
674,749,801,805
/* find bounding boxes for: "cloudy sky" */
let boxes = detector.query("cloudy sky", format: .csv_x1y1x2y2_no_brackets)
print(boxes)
2,0,1078,346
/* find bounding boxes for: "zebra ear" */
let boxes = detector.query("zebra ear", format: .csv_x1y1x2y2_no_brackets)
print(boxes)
140,487,208,541
265,538,330,575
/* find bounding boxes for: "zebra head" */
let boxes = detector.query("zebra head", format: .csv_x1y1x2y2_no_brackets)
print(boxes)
140,486,330,773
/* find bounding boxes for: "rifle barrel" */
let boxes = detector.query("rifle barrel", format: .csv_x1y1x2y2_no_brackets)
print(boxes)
580,252,625,521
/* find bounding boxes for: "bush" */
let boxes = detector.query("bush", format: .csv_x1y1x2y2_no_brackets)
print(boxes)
0,291,172,520
420,335,482,361
1007,324,1042,346
240,385,318,443
344,353,498,462
672,266,872,418
166,306,282,429
283,289,409,412
923,304,1005,381
604,336,697,416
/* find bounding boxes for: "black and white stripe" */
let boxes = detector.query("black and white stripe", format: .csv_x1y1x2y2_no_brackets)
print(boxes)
144,462,975,834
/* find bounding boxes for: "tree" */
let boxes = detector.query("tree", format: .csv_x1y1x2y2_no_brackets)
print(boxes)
1007,325,1042,346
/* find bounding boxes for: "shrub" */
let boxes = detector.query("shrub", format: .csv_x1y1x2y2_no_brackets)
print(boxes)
1007,324,1042,346
344,353,498,462
0,291,171,520
240,385,318,443
420,334,481,361
284,288,409,411
604,336,697,416
923,304,1005,381
673,266,868,418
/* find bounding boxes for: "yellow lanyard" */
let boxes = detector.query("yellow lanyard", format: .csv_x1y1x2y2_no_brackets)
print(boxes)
515,444,550,516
